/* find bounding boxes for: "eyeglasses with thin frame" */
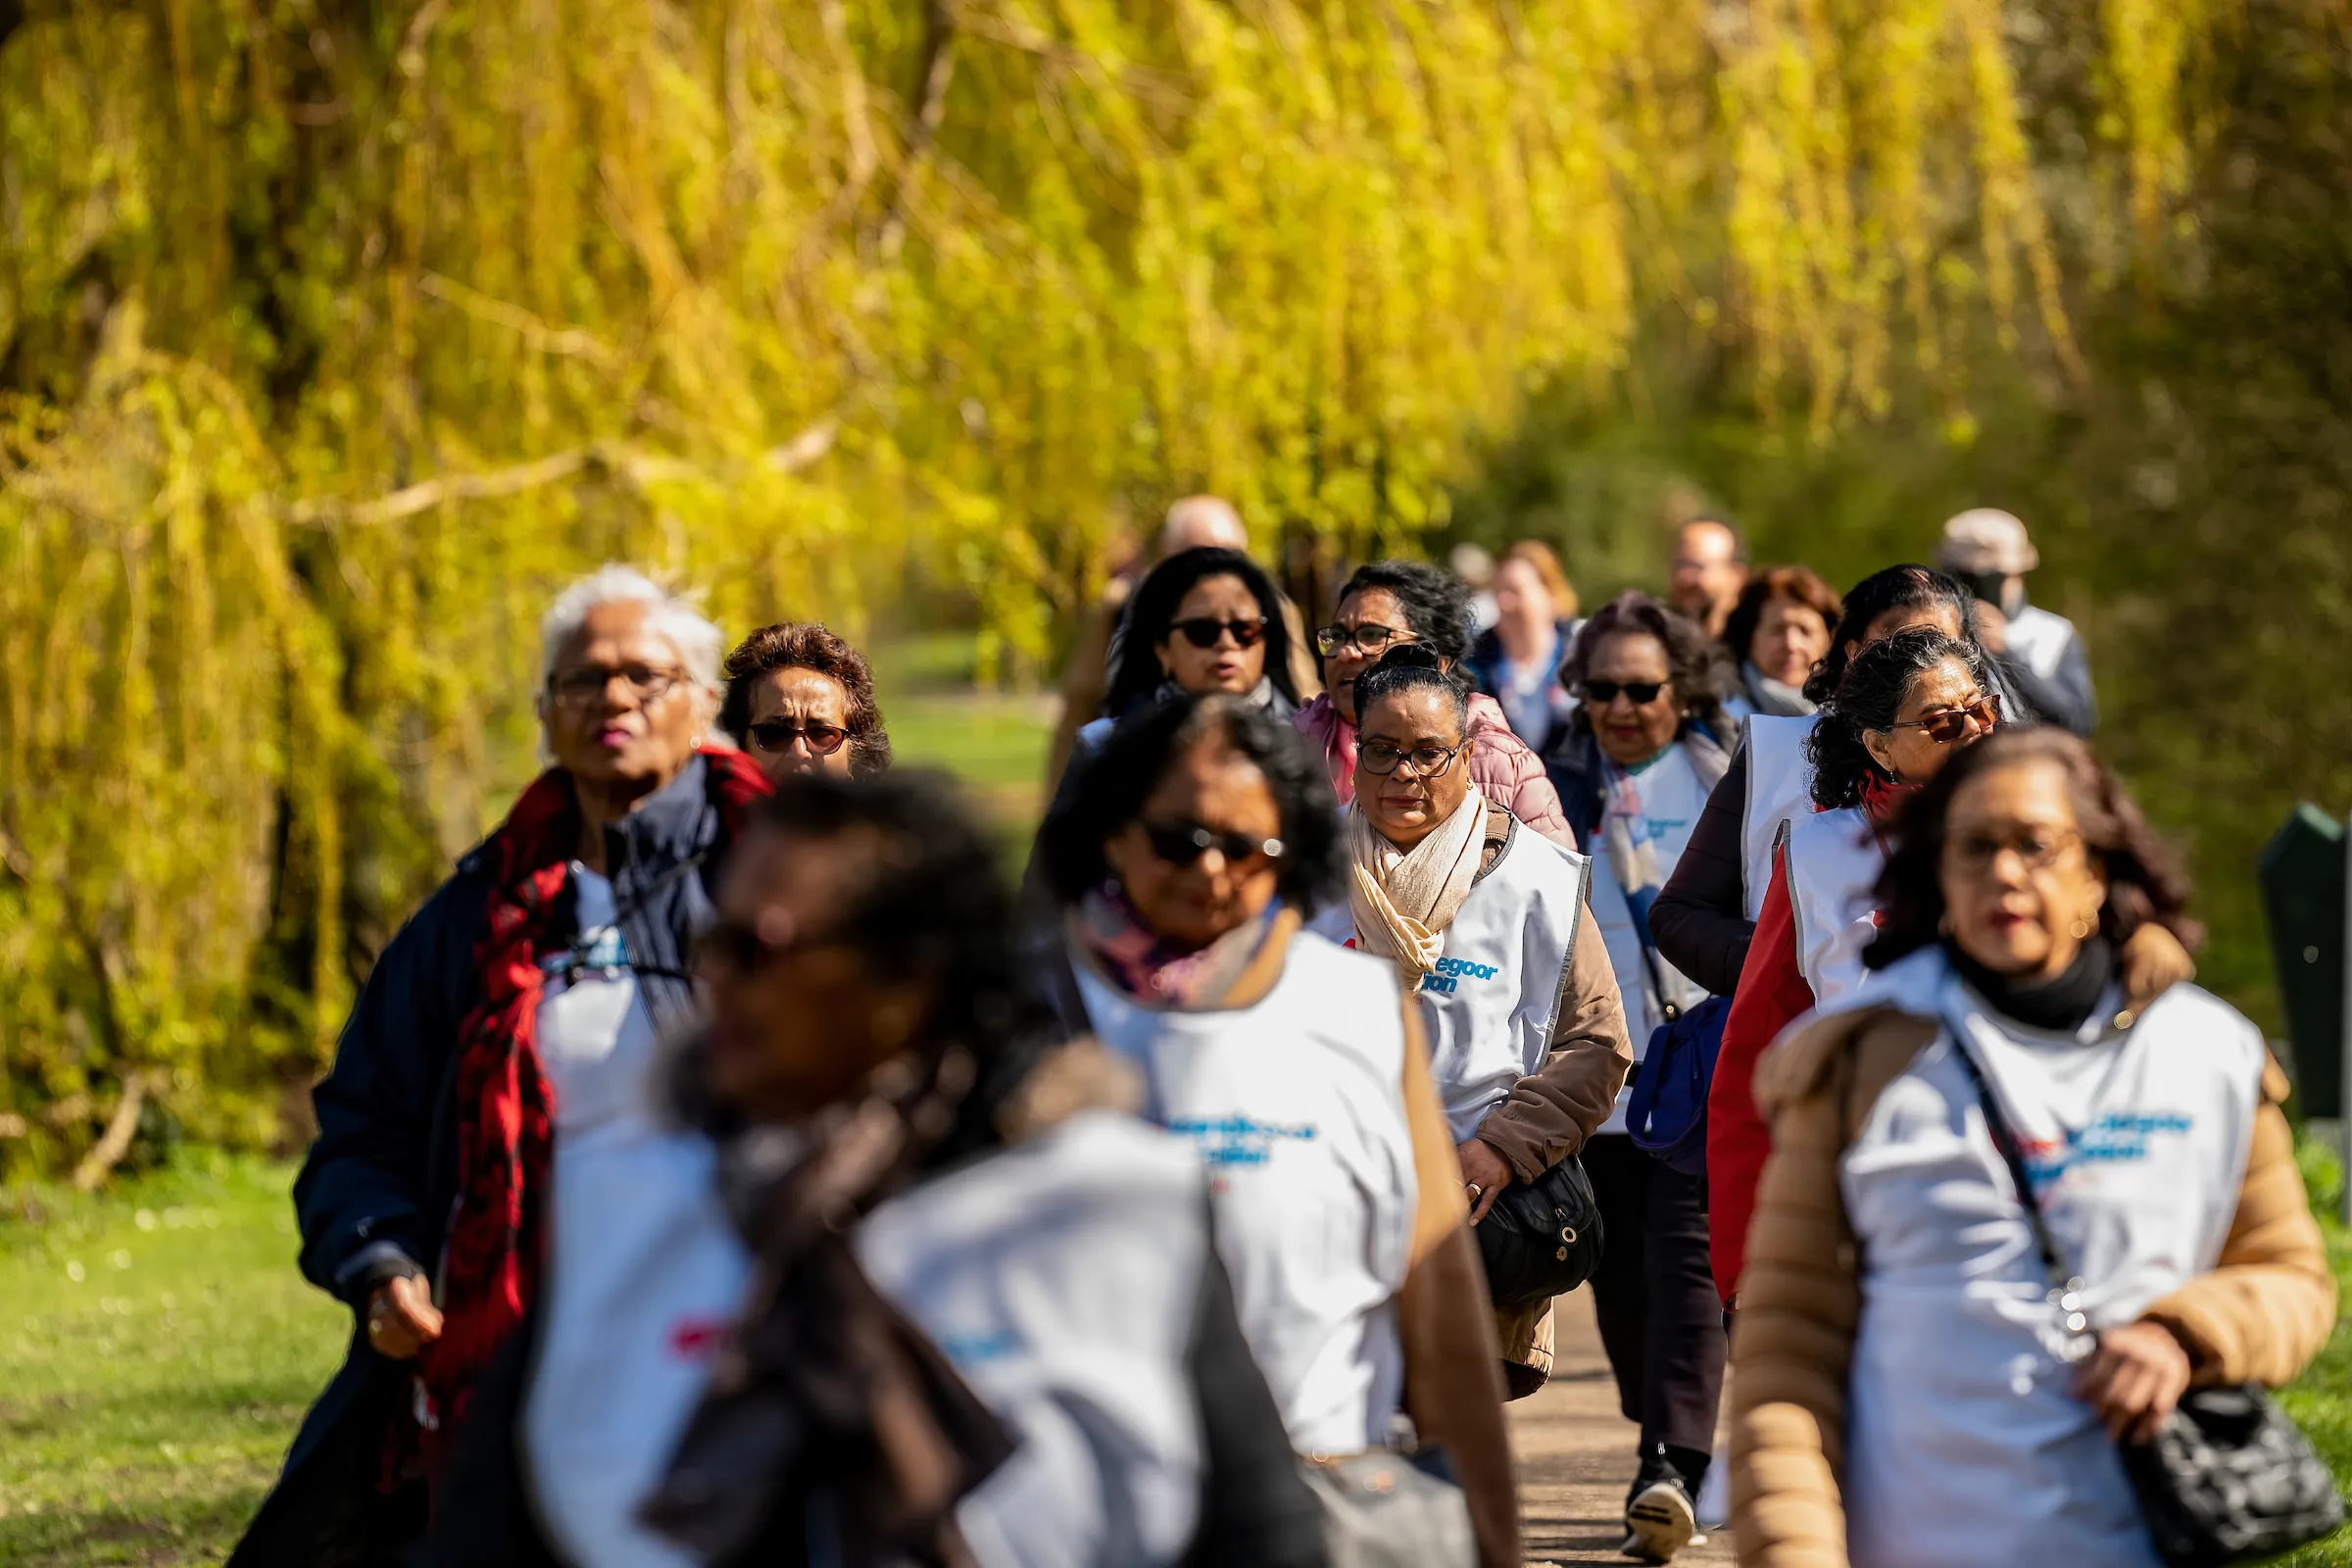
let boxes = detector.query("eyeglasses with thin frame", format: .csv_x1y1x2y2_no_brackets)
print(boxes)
1884,693,2002,747
548,662,686,708
1138,818,1285,868
1358,738,1467,778
1578,679,1668,707
1169,615,1267,651
1315,622,1418,660
747,718,850,757
1944,824,2084,877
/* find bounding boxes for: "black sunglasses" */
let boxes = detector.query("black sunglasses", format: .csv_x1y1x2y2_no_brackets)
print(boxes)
1578,679,1667,706
1169,615,1267,650
1139,818,1285,868
747,719,850,756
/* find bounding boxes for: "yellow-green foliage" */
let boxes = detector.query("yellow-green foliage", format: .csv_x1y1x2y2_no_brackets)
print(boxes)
0,0,2216,1164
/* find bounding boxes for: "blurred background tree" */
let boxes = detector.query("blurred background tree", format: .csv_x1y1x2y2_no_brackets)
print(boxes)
0,0,2321,1167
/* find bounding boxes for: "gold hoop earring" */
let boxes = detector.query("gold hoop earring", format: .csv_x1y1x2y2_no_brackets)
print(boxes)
2069,916,2094,941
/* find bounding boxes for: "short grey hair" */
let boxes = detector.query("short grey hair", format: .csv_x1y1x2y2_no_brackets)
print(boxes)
538,565,724,696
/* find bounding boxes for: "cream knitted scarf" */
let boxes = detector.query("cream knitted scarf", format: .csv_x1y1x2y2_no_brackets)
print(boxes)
1346,787,1489,984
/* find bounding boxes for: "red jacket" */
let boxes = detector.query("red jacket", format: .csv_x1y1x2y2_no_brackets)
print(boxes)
1705,845,1817,1304
1294,692,1578,850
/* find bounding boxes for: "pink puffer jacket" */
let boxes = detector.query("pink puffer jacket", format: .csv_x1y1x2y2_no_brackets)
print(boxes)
1294,692,1579,851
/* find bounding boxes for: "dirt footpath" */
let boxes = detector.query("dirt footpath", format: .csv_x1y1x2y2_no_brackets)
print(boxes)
1511,1289,1733,1566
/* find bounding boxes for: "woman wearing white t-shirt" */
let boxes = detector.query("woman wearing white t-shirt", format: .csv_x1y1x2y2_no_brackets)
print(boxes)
1730,727,2335,1567
1540,592,1737,1564
1033,692,1519,1568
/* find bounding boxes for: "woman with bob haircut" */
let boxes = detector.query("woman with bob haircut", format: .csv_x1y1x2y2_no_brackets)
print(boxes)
1728,728,2333,1567
1719,565,1841,722
1034,691,1521,1568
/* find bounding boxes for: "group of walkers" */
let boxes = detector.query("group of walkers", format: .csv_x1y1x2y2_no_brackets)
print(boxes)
231,502,2336,1568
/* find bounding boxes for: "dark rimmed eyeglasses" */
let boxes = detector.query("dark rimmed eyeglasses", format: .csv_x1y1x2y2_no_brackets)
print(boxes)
1314,622,1419,659
1169,615,1267,651
747,718,850,757
548,662,686,708
1358,738,1466,778
1945,825,2083,876
1577,679,1667,707
1885,693,2002,746
1138,818,1285,868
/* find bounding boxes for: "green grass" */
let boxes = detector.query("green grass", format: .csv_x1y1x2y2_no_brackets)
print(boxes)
0,1154,344,1565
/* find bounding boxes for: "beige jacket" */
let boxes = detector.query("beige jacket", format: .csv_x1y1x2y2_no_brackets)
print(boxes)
1728,1006,2336,1568
1458,806,1635,1396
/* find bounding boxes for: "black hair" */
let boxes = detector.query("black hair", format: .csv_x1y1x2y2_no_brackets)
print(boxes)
1559,590,1735,742
1352,643,1472,733
1805,627,1992,809
1103,547,1301,719
1864,727,2200,970
1333,559,1474,664
1035,691,1344,914
1803,564,1977,705
722,770,1055,1159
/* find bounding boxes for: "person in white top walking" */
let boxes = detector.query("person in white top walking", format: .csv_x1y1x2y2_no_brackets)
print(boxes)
1344,647,1633,1407
1937,507,2097,736
1033,692,1520,1568
1729,727,2334,1567
1539,594,1736,1563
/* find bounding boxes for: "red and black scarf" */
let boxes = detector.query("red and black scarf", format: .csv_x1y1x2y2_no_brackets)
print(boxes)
393,746,769,1483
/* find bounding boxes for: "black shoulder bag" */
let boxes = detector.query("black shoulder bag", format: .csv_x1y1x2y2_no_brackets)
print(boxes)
1949,1038,2343,1567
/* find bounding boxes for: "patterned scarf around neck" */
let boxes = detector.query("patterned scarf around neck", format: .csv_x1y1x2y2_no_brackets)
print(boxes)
390,746,769,1486
1072,882,1280,1009
1346,787,1489,984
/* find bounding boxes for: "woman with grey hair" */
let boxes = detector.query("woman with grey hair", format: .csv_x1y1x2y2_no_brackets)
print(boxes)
232,566,770,1567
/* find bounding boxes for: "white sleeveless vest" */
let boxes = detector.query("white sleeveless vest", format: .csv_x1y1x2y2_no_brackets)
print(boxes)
1838,949,2267,1568
859,1111,1216,1568
1073,932,1419,1457
1782,806,1886,1007
1412,817,1594,1143
1740,712,1818,919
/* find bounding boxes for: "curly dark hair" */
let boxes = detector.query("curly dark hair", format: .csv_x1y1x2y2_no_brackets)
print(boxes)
1864,727,2200,971
718,621,893,777
1035,691,1344,915
1722,564,1842,673
1352,643,1471,732
1102,547,1302,720
1333,560,1475,665
1803,564,1976,705
1558,590,1734,741
1805,627,1991,810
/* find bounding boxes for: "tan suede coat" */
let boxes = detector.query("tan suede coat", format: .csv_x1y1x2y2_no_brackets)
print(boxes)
1727,1005,2336,1568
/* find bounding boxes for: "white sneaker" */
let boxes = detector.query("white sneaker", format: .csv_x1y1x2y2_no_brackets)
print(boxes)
1623,1476,1698,1562
1696,1445,1731,1528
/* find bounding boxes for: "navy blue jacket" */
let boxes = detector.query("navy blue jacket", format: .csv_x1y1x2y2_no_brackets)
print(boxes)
231,757,744,1566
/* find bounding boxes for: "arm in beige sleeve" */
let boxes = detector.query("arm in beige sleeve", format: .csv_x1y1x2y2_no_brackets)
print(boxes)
1394,1002,1520,1568
1473,904,1633,1184
2141,1058,2337,1388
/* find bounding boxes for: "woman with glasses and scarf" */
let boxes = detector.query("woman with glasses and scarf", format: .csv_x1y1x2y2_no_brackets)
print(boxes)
233,567,766,1567
434,772,1327,1568
1342,647,1632,1416
719,620,894,781
1034,692,1521,1568
1533,597,1733,1562
1297,559,1575,847
1729,729,2331,1567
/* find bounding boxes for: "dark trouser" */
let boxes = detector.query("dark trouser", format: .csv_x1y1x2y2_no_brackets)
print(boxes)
1582,1133,1727,1479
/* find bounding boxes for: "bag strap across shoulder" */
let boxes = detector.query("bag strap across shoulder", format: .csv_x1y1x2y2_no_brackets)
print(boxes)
1944,1032,2093,1333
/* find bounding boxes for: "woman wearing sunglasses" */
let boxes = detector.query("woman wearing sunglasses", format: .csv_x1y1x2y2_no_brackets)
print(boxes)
1529,594,1735,1561
1343,650,1633,1423
1295,559,1575,847
1034,691,1522,1568
719,620,893,782
1729,729,2330,1567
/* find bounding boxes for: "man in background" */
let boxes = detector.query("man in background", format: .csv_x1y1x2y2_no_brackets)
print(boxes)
1936,507,2096,735
1669,516,1748,641
1045,496,1319,785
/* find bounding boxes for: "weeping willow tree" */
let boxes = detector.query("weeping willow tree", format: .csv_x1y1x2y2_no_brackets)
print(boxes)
0,0,2222,1167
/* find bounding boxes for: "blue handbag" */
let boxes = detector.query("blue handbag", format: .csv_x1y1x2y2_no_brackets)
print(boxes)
1623,991,1730,1178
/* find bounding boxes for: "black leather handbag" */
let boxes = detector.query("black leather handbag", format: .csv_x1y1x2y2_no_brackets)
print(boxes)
1474,1152,1603,1310
1951,1040,2344,1566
